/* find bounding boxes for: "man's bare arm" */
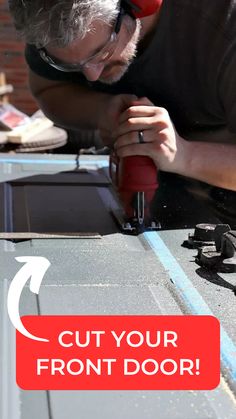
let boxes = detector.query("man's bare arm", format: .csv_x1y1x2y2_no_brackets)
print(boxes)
29,70,137,145
29,70,112,130
182,141,236,191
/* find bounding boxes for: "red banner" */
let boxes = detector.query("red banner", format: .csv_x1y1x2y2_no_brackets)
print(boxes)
16,315,220,390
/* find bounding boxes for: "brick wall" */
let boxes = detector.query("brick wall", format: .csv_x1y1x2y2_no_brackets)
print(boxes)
0,0,37,114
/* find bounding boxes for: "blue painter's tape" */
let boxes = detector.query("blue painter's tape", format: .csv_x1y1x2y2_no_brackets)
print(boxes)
144,231,236,383
0,157,109,167
79,160,109,167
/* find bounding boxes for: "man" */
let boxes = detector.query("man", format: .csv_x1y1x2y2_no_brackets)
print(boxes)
9,0,236,225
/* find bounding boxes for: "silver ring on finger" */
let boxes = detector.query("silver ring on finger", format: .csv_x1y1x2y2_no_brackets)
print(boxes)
138,130,145,144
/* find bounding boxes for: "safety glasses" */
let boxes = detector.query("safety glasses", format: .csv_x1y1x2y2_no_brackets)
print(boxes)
38,7,126,73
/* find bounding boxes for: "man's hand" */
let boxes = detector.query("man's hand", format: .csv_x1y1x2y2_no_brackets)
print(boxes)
98,94,139,146
112,97,236,191
113,97,187,174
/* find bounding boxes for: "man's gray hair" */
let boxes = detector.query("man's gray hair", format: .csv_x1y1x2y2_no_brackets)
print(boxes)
8,0,120,48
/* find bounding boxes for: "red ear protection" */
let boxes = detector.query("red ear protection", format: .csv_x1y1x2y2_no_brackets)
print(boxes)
124,0,163,18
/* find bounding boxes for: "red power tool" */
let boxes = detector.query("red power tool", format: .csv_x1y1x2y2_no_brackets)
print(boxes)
110,154,161,234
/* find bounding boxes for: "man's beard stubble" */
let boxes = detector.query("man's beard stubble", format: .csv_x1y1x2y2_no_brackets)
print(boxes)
98,19,141,85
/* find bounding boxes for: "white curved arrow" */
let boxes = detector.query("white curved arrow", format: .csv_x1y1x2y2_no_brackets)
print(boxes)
7,256,51,342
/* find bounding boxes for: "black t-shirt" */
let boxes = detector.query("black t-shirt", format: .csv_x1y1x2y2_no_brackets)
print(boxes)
25,0,236,224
